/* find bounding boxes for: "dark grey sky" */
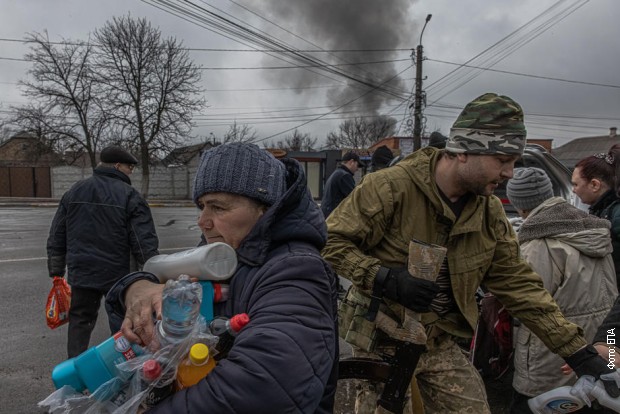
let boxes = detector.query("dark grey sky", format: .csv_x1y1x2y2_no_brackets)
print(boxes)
0,0,618,148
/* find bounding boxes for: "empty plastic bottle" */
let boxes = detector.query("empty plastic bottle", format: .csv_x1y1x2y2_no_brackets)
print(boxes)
209,313,250,361
143,242,237,282
151,275,202,352
528,374,620,413
176,343,217,390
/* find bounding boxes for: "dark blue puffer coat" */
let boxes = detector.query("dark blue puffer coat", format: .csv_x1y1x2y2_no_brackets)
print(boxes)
106,158,339,413
47,167,159,291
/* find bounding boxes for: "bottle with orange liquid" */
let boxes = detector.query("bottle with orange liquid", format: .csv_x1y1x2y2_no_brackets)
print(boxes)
176,343,217,390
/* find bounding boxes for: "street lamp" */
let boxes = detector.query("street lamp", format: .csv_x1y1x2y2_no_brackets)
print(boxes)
413,14,432,151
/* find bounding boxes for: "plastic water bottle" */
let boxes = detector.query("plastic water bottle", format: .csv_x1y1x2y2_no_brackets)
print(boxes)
52,331,144,392
209,313,250,361
528,375,620,413
151,275,202,351
176,343,217,389
528,385,587,413
143,242,238,282
140,358,176,409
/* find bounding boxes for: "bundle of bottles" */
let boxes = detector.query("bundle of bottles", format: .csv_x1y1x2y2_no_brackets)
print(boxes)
40,274,249,413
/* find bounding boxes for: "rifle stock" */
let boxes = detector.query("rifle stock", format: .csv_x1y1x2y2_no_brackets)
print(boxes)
374,239,447,414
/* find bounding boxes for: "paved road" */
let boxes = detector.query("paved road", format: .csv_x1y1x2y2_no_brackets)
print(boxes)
0,206,356,414
0,206,202,414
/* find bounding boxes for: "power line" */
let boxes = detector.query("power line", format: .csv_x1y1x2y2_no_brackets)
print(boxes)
258,64,413,142
196,58,409,70
0,36,409,53
427,58,620,89
426,0,590,103
143,0,410,100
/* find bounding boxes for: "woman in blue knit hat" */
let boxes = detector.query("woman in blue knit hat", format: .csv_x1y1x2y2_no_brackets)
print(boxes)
106,142,338,413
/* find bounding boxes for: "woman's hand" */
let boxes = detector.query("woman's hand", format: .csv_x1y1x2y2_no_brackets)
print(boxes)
121,280,165,346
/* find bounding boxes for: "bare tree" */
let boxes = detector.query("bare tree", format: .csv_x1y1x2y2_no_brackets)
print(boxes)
276,129,317,151
11,31,109,168
94,15,205,196
222,121,258,144
325,116,397,149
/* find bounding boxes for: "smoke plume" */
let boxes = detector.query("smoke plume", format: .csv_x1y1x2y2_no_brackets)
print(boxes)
247,0,418,116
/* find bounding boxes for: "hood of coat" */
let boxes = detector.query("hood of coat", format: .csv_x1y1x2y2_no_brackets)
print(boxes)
519,197,612,257
235,157,327,266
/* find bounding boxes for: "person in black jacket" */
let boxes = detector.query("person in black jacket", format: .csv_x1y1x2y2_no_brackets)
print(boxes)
320,150,363,218
47,145,159,358
370,145,394,172
593,296,620,363
105,142,338,413
572,147,620,288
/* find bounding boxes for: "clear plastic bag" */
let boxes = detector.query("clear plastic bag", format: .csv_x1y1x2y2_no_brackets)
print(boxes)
39,316,218,414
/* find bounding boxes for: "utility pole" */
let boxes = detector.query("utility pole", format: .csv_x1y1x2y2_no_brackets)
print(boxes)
413,14,432,151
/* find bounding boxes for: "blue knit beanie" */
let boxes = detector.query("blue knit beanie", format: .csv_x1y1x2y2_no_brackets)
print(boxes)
193,142,286,206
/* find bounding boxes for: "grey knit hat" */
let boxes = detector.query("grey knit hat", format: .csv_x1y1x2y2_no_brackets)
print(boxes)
193,142,286,206
506,167,553,211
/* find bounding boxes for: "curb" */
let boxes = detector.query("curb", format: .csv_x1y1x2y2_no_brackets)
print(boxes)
0,199,195,208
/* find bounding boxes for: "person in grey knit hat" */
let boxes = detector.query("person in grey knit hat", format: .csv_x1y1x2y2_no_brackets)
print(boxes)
322,92,620,414
505,166,618,413
106,142,339,413
193,142,286,206
506,167,554,213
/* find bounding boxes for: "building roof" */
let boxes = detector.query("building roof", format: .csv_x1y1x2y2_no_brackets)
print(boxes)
553,128,619,169
162,142,213,166
0,132,63,166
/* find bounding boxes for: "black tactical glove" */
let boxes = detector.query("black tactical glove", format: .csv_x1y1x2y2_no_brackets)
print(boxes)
564,344,620,398
382,267,440,313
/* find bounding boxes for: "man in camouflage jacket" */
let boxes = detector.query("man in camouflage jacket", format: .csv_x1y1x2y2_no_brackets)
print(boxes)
323,93,620,413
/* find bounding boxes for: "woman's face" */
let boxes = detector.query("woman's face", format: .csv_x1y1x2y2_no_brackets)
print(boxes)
571,166,601,205
196,192,266,249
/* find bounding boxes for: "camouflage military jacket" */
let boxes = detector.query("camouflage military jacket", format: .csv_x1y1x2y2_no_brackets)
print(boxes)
322,147,586,357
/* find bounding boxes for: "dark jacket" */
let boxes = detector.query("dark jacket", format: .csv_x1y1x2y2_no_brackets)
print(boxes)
106,158,339,413
593,295,620,344
320,165,355,218
47,167,159,291
592,296,620,346
589,189,620,288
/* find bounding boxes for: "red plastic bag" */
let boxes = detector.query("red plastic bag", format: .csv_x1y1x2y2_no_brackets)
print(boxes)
46,276,71,329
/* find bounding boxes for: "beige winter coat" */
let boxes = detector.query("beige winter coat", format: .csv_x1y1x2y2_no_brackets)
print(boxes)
513,197,618,396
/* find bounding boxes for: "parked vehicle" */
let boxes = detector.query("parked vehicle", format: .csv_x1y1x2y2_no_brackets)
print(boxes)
495,144,578,218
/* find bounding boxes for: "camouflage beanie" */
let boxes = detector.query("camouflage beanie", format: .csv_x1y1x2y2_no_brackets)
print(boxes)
446,93,526,155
